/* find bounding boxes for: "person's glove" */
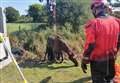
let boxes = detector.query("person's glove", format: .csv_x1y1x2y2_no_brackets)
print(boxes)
81,62,87,73
81,56,89,73
0,33,4,43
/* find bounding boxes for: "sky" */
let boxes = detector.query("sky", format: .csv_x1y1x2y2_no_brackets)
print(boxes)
0,0,46,15
0,0,119,15
111,0,120,3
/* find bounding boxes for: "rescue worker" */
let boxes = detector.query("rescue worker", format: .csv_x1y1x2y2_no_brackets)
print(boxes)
81,0,120,83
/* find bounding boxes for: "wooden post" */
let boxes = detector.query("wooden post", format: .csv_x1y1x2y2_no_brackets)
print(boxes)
52,0,56,32
49,0,56,32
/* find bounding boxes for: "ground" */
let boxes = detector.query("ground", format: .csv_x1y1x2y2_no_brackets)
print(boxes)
1,53,120,83
1,55,120,83
1,60,92,83
1,23,120,83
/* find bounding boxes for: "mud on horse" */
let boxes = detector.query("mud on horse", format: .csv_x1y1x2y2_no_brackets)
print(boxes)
45,35,78,66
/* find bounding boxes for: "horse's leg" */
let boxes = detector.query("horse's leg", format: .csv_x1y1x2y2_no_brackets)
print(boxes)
56,52,62,60
46,46,55,63
55,51,64,63
52,51,56,62
59,52,64,63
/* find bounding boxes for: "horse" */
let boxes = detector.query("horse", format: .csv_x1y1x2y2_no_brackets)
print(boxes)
45,35,78,66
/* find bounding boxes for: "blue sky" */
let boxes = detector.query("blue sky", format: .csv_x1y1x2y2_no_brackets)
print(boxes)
0,0,118,15
1,0,46,15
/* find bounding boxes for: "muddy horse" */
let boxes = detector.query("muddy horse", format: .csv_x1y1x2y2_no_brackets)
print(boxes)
45,35,78,66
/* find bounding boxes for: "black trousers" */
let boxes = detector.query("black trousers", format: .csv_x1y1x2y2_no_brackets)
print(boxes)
90,59,115,83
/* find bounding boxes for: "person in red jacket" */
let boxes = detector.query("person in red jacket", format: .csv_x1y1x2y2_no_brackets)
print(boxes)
81,0,120,83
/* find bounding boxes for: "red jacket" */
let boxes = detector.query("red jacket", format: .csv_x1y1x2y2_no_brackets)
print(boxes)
84,16,120,61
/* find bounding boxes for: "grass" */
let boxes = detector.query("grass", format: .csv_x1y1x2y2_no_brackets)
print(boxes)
7,23,41,34
1,55,120,83
0,61,91,83
0,62,23,83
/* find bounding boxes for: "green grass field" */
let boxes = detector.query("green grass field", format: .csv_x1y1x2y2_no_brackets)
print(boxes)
1,57,120,83
7,23,41,34
1,61,92,83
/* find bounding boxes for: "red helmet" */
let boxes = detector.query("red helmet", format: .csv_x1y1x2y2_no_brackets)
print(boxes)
91,0,108,4
91,0,112,10
91,0,113,15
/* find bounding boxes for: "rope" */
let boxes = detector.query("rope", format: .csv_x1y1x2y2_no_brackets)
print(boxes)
3,40,28,83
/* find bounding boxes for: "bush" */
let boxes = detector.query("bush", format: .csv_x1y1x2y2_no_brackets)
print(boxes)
5,7,20,23
9,25,85,62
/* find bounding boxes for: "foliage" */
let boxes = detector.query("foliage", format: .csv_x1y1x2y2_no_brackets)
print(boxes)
8,23,84,61
55,0,84,32
17,15,33,23
113,11,120,18
5,7,20,23
38,0,92,32
7,0,92,60
5,0,93,33
28,4,48,22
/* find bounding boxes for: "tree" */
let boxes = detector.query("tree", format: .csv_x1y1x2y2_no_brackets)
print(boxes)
39,0,92,32
56,0,84,32
5,7,20,22
17,15,33,23
113,11,120,18
28,4,48,22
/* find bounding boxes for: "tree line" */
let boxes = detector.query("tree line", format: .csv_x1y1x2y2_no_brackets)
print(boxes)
5,0,120,32
5,1,92,29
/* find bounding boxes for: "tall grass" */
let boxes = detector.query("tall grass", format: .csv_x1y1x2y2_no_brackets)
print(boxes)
8,23,85,61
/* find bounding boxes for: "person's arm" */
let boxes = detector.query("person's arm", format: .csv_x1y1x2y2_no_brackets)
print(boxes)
81,43,95,73
83,43,95,62
82,21,96,63
81,20,96,73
